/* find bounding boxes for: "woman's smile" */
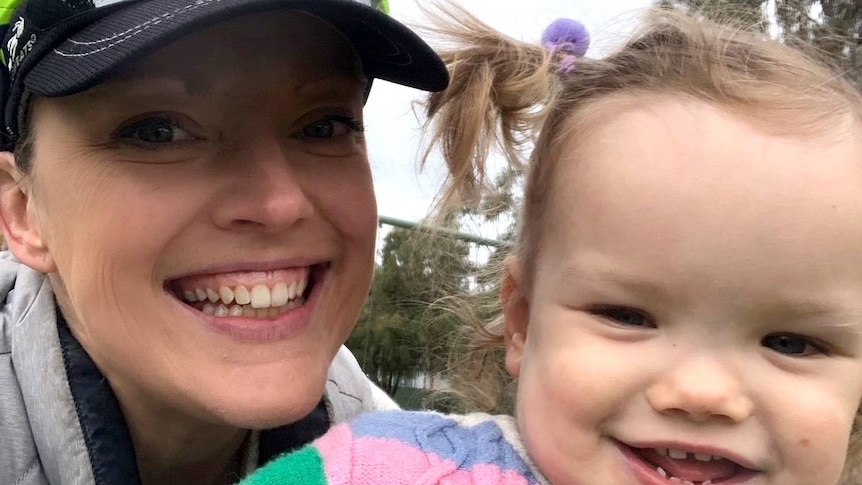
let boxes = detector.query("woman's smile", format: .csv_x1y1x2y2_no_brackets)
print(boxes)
166,264,327,340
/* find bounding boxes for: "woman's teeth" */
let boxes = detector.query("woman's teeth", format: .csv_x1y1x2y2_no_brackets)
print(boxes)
200,298,305,318
178,280,308,318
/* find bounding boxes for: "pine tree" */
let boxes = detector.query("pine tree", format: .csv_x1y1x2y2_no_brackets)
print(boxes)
346,226,472,399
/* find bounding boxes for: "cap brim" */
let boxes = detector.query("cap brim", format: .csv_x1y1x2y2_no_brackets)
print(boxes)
25,0,448,97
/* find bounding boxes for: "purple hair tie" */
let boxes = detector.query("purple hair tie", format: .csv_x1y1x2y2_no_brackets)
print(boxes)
541,18,590,75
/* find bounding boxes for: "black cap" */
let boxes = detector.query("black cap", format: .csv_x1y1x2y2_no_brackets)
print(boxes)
0,0,449,149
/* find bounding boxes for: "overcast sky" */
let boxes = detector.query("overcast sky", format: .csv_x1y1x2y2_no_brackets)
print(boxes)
365,0,653,234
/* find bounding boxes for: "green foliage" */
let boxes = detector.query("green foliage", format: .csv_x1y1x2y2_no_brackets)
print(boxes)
346,226,472,399
658,0,861,85
370,0,390,14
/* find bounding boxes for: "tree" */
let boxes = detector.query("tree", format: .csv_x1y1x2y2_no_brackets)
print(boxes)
658,0,861,85
346,225,472,397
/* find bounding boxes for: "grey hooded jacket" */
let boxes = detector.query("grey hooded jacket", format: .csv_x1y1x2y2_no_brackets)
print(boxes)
0,253,389,485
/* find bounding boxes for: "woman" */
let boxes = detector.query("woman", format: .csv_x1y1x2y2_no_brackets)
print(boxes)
0,0,447,484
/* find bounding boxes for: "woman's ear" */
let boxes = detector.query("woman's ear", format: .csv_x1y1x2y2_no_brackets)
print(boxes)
0,152,55,272
502,256,529,378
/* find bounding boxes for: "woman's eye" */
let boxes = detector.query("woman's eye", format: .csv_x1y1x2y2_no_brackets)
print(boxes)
588,305,655,328
762,334,823,357
301,115,363,139
114,117,193,144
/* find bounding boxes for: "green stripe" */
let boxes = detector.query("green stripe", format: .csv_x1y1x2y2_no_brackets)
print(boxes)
239,446,329,485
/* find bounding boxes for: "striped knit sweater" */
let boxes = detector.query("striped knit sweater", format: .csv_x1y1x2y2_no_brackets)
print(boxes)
239,410,549,485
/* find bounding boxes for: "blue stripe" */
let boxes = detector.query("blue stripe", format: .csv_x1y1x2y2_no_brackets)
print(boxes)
351,410,539,480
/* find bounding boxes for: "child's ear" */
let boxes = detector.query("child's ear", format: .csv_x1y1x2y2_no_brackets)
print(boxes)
0,152,55,272
502,256,529,378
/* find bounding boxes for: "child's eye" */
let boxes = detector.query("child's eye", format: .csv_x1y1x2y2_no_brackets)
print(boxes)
301,115,363,139
761,333,824,357
113,116,194,145
588,305,655,328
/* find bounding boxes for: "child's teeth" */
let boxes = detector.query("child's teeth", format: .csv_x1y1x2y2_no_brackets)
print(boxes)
668,449,688,459
229,305,243,317
657,466,668,477
195,288,207,301
694,453,713,462
655,448,668,456
206,288,219,303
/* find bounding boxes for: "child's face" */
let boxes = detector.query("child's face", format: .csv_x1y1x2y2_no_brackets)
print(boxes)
504,98,862,485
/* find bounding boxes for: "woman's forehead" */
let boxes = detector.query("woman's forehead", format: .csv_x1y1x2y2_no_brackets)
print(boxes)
67,19,364,108
99,10,365,91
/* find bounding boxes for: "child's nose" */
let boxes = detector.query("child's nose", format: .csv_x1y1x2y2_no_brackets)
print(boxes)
645,357,754,424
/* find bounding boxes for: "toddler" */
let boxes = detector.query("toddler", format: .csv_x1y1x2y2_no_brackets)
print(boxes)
242,5,862,485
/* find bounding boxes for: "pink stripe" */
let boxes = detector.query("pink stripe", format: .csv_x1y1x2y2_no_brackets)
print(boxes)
318,430,535,484
439,463,536,484
322,435,450,484
315,424,356,483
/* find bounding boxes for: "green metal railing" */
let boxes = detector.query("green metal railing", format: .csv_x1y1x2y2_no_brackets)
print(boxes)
378,215,506,248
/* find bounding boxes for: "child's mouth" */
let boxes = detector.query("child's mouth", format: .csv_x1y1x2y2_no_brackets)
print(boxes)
621,443,758,484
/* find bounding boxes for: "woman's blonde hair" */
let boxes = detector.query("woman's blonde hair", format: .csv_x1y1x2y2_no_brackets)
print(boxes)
422,3,862,480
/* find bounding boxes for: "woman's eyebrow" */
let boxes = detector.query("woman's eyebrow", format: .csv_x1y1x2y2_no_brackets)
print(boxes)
78,77,201,102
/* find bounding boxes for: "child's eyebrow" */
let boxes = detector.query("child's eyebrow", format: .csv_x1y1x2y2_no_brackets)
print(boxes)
558,264,668,297
758,301,862,330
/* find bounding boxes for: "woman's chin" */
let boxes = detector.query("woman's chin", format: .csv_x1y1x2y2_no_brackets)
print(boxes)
193,371,330,430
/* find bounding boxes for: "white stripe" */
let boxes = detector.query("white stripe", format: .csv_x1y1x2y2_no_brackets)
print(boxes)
92,0,131,7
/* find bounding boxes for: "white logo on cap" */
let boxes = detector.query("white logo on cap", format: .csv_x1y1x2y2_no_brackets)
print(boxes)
6,16,35,74
6,17,23,61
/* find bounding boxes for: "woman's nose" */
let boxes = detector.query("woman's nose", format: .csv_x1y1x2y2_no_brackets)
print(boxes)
210,141,315,233
645,357,754,424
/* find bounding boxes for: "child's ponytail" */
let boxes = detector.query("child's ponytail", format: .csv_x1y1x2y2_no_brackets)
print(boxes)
420,3,556,217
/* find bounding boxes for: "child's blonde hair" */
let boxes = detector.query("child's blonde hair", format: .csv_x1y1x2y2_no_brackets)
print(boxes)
422,4,862,481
